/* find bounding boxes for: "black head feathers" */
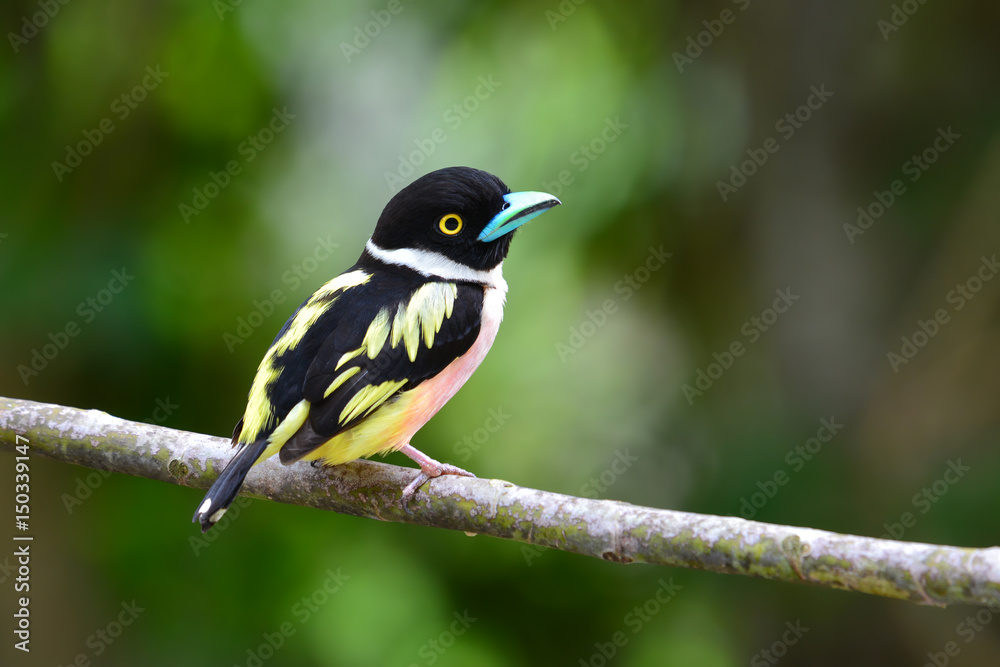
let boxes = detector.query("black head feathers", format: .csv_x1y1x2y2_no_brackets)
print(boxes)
371,167,515,271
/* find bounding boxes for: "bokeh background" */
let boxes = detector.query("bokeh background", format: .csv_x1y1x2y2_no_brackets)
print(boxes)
3,0,1000,665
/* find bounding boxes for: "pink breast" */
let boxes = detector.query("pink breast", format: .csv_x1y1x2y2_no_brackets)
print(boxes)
395,287,504,441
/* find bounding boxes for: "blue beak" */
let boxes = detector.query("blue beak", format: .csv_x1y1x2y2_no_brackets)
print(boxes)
478,191,561,242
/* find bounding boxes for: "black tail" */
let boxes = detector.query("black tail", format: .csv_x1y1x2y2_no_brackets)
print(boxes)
192,440,268,533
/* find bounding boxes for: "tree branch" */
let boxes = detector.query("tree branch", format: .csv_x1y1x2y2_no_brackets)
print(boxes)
2,396,998,607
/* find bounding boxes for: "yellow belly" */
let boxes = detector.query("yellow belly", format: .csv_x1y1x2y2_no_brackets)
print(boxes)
302,387,425,465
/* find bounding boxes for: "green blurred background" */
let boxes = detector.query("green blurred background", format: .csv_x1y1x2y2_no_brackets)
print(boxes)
3,0,1000,665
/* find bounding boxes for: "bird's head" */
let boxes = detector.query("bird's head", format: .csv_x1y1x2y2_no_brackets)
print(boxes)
371,166,561,272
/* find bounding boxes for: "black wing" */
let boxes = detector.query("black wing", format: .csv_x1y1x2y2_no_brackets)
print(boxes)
276,274,484,463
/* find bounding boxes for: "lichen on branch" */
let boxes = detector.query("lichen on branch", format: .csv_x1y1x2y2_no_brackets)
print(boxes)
2,396,998,608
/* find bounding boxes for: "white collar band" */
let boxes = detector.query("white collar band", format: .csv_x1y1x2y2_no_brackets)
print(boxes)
365,240,507,292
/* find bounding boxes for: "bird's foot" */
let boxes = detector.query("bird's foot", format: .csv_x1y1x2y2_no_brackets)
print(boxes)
398,444,476,512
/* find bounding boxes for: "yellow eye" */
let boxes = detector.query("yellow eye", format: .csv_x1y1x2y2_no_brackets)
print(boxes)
438,213,464,236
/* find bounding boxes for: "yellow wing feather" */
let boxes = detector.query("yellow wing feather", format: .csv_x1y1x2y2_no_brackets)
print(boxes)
239,277,460,467
238,270,370,444
323,366,361,398
338,379,408,425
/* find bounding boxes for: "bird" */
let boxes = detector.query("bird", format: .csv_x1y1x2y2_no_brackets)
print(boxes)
193,166,560,532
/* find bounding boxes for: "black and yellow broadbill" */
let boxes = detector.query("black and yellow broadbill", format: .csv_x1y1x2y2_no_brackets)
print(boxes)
193,167,560,531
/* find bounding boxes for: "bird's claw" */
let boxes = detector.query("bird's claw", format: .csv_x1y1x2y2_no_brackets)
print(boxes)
400,462,476,513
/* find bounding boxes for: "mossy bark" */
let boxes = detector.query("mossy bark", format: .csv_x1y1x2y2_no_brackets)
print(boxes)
2,396,998,608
